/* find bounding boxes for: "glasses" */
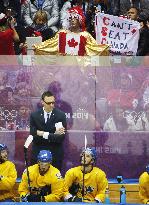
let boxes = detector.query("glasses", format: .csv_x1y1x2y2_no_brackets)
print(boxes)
43,100,55,105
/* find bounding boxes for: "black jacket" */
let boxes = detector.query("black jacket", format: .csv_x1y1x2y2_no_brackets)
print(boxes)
30,107,67,169
136,27,149,56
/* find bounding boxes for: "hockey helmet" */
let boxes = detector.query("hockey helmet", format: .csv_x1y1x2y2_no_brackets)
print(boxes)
80,147,97,162
0,143,7,151
146,164,149,174
37,150,52,163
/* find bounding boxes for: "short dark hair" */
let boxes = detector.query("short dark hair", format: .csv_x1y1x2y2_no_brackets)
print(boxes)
41,91,54,100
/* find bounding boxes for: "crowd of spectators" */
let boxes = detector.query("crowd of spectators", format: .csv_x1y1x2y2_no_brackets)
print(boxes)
0,70,32,131
0,0,149,55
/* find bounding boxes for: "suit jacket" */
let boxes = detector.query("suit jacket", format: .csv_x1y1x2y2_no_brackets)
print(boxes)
30,107,67,157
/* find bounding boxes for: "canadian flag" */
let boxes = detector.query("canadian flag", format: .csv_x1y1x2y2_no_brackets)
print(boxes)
59,32,87,56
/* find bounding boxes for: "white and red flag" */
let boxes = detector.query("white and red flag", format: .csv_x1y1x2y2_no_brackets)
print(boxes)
59,32,87,56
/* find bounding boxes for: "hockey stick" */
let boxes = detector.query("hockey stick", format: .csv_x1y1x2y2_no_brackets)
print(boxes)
81,135,87,200
24,135,33,193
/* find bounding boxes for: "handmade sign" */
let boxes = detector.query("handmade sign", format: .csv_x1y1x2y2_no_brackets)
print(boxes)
95,13,140,55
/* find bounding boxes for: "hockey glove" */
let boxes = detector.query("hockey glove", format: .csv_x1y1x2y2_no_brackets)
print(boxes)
68,196,82,202
27,194,41,202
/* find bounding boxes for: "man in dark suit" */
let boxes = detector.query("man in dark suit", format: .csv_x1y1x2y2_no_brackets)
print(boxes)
30,91,67,170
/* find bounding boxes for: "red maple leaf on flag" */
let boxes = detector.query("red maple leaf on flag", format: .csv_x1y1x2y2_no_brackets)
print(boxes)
68,38,78,48
131,28,136,34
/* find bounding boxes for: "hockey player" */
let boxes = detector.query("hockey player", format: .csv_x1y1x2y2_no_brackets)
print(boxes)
63,147,108,202
139,164,149,204
18,150,64,202
0,143,17,202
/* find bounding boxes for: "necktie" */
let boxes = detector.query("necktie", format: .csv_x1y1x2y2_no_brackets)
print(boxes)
46,113,50,125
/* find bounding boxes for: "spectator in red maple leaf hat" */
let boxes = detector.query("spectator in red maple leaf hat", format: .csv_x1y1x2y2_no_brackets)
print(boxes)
34,6,109,56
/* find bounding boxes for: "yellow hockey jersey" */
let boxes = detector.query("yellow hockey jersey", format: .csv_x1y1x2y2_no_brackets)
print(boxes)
63,166,108,202
0,160,17,201
18,164,64,202
139,172,149,204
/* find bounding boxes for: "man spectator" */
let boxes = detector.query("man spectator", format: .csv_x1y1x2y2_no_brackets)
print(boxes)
63,147,108,202
19,150,64,202
0,144,17,202
30,91,66,170
127,7,139,20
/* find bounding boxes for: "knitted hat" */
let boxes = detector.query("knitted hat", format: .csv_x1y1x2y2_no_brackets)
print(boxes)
64,6,86,31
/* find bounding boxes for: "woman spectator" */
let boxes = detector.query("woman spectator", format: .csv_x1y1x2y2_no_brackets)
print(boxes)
0,13,19,55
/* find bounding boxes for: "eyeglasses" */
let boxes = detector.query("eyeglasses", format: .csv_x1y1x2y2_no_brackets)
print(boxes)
43,100,55,105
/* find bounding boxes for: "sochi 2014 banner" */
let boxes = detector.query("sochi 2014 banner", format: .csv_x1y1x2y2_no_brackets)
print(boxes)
95,13,140,55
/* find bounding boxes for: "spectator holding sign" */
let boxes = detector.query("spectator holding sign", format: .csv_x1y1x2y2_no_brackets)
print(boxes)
127,7,139,20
